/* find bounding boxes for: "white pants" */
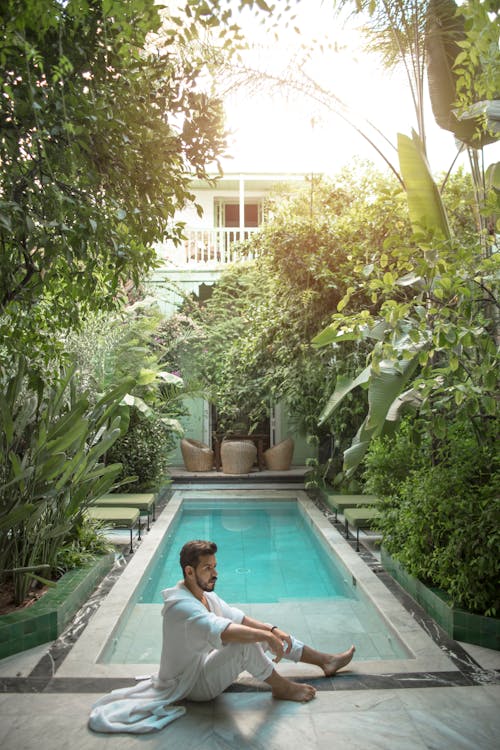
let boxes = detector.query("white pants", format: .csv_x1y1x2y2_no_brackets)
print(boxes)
186,637,304,701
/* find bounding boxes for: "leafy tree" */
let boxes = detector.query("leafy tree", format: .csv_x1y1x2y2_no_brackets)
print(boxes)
178,164,482,485
0,0,241,366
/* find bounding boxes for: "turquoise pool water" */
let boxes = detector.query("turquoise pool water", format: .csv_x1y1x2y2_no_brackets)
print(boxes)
102,497,409,663
139,501,354,604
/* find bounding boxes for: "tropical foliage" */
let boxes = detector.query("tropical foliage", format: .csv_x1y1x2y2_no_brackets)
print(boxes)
0,358,132,603
315,132,498,474
364,417,499,615
65,300,187,490
179,172,386,444
0,0,262,606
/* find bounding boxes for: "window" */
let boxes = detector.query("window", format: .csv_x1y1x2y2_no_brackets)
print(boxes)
215,200,263,228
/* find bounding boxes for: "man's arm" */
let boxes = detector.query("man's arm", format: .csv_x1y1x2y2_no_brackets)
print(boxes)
220,622,287,662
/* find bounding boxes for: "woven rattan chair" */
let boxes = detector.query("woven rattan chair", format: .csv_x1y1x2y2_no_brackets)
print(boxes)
220,440,257,474
180,438,214,472
263,437,294,471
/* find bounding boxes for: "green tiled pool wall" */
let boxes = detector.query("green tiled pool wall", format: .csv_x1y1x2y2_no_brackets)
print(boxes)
381,548,499,651
0,552,115,659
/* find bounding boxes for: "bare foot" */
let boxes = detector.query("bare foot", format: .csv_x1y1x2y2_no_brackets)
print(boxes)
272,680,316,703
322,645,355,676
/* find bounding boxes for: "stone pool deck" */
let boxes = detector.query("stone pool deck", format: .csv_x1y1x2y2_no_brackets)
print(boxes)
1,635,498,749
1,483,499,749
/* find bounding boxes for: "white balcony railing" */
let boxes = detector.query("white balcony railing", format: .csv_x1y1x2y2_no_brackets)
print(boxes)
157,227,260,268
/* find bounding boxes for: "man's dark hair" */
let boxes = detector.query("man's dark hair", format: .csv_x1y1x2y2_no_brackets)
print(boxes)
179,540,217,575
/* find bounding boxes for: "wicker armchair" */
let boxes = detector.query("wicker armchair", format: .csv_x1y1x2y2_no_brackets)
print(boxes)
263,437,294,471
180,438,214,472
220,440,257,474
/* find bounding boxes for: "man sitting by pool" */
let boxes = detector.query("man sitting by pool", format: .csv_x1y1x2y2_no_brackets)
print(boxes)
89,539,355,733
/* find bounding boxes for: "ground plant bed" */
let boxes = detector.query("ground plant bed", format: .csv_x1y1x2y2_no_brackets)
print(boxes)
381,548,499,651
0,552,115,659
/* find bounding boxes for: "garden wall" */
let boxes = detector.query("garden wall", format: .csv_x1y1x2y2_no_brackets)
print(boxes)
381,548,499,651
0,552,115,659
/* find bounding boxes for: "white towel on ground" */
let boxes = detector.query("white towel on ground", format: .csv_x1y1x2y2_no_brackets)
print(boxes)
88,678,186,734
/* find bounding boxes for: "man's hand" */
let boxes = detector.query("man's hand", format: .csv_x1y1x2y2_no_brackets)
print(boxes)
266,631,286,662
266,628,292,663
271,628,292,656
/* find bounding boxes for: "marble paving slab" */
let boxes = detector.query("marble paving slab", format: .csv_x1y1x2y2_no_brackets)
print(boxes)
0,686,499,750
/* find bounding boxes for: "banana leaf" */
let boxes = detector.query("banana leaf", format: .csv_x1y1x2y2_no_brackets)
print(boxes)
44,419,88,455
8,451,24,479
0,467,34,494
0,393,14,445
319,367,371,426
83,424,123,467
122,393,152,416
36,451,68,482
486,161,500,190
54,450,88,491
67,464,124,515
50,364,77,416
343,438,373,474
90,377,136,429
365,356,421,432
425,0,498,147
386,388,423,422
45,399,88,443
398,131,451,240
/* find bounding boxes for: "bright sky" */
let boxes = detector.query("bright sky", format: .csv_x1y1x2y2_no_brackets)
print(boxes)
218,2,500,178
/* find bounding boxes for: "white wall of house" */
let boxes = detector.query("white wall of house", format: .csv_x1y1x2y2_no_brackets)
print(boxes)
152,174,306,315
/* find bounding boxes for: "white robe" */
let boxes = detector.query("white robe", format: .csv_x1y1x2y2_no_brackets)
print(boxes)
88,582,245,734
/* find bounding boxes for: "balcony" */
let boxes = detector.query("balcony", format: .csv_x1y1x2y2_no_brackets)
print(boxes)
157,227,260,269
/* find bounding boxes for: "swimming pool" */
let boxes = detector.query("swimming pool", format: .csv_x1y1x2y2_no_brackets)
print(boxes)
138,500,354,603
101,496,409,664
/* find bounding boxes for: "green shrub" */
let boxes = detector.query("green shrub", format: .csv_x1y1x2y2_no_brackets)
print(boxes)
107,408,173,491
56,518,113,574
364,418,500,616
